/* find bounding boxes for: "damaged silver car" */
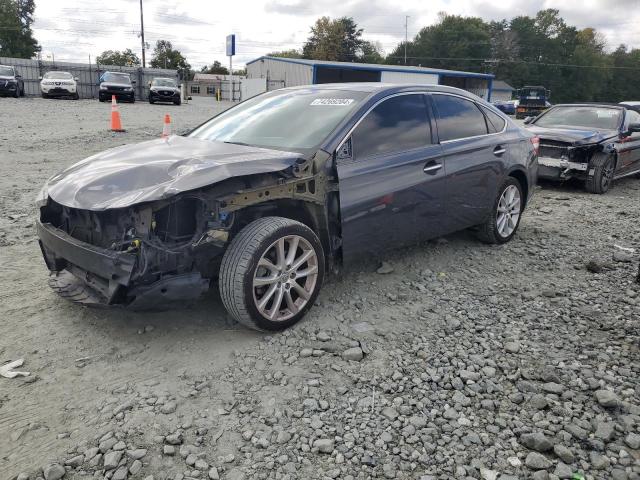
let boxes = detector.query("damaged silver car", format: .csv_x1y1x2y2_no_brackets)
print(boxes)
37,84,537,330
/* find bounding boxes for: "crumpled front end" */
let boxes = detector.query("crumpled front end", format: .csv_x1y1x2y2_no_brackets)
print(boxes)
37,194,232,309
537,140,592,180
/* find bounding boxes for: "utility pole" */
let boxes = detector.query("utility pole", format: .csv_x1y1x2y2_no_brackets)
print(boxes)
404,15,409,65
139,0,146,68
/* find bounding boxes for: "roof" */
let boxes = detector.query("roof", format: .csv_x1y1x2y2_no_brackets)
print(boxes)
193,73,226,81
274,83,488,101
492,80,514,91
247,56,494,79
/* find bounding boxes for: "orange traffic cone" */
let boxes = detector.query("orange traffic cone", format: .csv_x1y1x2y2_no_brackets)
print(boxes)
161,114,171,138
110,95,124,132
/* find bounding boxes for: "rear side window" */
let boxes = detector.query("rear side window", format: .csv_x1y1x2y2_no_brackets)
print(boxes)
433,94,488,141
352,94,431,158
481,106,507,133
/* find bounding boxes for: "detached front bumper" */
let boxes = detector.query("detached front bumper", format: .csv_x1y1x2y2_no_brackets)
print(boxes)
537,157,588,180
37,220,208,309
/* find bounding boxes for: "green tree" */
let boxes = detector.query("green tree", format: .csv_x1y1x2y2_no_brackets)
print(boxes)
303,16,368,62
149,40,190,78
200,60,229,75
0,0,39,58
267,49,303,59
96,49,141,66
357,41,384,64
387,13,491,71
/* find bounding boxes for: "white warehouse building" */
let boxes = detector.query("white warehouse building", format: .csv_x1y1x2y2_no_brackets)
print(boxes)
246,56,495,101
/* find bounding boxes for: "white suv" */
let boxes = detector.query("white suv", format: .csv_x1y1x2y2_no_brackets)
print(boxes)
40,71,79,99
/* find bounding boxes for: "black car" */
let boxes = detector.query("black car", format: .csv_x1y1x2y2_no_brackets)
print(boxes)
0,64,25,97
36,84,537,330
149,77,181,105
526,104,640,193
98,71,135,103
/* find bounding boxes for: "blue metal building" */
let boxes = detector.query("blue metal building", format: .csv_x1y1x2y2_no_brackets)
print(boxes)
246,56,494,101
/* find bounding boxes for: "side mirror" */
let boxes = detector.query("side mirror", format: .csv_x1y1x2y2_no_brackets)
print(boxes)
15,74,22,78
74,77,79,81
131,80,137,85
627,122,640,134
523,116,535,125
39,76,43,80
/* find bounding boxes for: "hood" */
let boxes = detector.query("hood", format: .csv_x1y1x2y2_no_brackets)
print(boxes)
526,125,618,145
0,75,16,81
101,81,132,88
151,86,179,91
45,136,304,211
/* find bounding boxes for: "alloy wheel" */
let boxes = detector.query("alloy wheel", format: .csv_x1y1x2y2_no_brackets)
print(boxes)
496,184,521,238
252,235,319,322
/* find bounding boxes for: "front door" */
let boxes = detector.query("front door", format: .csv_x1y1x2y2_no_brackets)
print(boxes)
336,93,447,261
617,109,640,176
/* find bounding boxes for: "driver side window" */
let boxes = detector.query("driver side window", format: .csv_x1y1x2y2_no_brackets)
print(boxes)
351,94,431,159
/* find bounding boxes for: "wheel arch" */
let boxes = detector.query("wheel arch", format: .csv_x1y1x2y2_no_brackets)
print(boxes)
507,168,529,208
230,199,334,267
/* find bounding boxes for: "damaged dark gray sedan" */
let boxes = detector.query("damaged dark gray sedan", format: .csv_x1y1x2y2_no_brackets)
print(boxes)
36,84,537,330
526,103,640,193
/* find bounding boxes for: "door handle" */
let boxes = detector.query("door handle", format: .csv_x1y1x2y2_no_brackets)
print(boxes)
493,146,506,156
423,162,442,174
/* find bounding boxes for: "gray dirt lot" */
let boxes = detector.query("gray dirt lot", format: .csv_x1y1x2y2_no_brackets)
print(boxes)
0,96,638,480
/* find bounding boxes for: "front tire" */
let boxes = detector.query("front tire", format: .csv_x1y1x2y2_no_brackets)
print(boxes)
219,217,325,331
477,177,523,244
585,153,614,194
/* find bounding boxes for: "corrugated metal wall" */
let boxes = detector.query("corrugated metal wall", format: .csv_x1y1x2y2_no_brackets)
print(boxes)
380,71,439,85
246,58,313,89
0,56,177,99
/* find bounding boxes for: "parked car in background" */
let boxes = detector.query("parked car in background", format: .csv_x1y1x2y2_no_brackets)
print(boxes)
493,100,516,115
526,103,640,193
98,71,135,103
148,77,181,105
40,71,79,99
621,101,640,107
0,64,25,98
36,84,537,330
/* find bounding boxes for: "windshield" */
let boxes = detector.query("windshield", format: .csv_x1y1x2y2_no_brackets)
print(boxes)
152,78,177,87
534,106,622,130
101,72,131,84
0,65,15,76
189,88,368,151
44,71,73,79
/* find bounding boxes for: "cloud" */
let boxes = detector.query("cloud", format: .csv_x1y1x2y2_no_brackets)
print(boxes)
29,0,640,68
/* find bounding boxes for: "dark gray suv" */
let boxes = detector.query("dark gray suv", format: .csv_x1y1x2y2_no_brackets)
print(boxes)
36,84,538,330
0,64,25,97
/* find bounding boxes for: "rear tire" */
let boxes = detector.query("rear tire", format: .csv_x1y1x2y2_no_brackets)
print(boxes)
585,153,614,194
477,177,523,244
219,217,325,331
73,92,79,100
174,98,181,105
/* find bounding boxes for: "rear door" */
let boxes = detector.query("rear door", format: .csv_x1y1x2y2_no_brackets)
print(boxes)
430,93,507,231
337,93,446,259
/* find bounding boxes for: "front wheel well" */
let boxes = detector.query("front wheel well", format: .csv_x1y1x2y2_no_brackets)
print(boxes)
230,200,331,258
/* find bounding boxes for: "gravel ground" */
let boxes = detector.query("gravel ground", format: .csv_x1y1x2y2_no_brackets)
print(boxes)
0,96,638,480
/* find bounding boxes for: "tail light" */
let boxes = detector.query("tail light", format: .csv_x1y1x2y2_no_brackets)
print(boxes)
530,136,540,155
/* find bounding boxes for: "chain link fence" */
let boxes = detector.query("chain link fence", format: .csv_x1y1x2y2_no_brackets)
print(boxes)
0,56,178,100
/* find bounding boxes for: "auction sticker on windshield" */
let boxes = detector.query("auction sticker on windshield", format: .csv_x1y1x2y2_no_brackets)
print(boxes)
310,98,354,106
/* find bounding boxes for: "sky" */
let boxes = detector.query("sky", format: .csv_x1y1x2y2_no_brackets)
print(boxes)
32,0,640,68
